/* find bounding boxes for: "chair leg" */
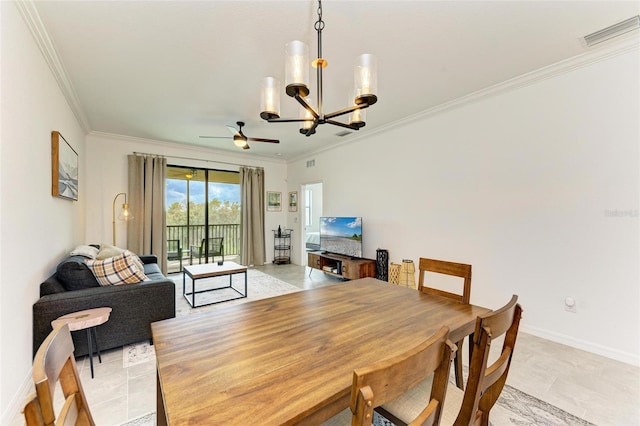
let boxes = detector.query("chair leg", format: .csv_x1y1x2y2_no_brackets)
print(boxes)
454,338,464,390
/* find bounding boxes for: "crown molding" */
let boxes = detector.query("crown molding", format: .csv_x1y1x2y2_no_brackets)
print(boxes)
16,0,91,133
290,35,639,164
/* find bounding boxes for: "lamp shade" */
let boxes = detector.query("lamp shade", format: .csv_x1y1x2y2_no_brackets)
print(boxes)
354,53,378,105
285,40,310,97
118,203,132,221
260,77,281,120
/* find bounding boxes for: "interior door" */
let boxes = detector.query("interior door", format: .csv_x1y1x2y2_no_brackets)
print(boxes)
301,182,322,265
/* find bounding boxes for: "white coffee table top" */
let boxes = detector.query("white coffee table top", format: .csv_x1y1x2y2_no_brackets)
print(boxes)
183,261,247,280
51,307,112,331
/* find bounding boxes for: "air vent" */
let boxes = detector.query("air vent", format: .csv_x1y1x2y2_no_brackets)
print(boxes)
336,130,352,137
584,16,640,47
306,159,315,168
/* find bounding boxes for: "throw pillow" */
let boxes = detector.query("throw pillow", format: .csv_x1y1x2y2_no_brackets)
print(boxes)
85,250,149,286
56,256,101,291
70,245,99,259
96,243,125,260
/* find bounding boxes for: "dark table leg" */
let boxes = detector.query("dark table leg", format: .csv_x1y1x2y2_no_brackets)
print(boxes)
87,328,94,378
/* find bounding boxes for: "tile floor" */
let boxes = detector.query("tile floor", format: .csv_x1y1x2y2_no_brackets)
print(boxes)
17,264,640,425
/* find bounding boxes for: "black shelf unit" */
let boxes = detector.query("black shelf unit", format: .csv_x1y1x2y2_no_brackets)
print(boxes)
273,229,292,264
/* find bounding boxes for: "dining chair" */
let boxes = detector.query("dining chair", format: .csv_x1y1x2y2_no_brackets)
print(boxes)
449,294,522,426
322,326,456,426
167,239,183,271
190,236,224,264
379,295,523,426
418,257,472,389
23,323,95,426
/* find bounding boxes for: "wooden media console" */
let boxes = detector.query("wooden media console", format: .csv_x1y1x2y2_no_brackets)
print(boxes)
307,251,376,280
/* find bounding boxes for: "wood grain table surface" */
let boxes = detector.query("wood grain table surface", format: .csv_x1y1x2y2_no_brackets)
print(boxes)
151,277,491,425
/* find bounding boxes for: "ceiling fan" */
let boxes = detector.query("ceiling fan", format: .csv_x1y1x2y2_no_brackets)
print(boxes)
200,121,279,150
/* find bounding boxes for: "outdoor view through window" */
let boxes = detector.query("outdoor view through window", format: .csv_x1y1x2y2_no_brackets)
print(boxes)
165,166,240,273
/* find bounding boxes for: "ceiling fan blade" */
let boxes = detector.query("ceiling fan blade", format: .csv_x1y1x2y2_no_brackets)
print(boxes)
199,136,229,139
247,137,280,144
226,125,240,137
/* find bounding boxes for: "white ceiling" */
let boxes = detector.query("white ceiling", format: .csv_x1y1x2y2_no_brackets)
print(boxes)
32,1,639,160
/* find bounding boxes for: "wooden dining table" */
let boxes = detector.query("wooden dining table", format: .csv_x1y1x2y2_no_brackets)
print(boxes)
151,277,491,425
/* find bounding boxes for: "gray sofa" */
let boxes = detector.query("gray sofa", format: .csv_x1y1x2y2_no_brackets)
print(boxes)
33,254,175,358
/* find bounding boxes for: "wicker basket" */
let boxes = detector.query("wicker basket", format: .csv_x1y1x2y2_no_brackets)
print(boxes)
389,263,401,285
399,259,416,289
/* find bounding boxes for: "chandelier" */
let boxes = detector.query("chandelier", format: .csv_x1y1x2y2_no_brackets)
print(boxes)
259,0,377,136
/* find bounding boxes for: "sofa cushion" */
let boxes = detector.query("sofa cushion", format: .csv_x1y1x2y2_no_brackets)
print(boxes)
143,262,164,280
56,256,101,291
86,251,149,286
96,243,126,260
70,244,99,259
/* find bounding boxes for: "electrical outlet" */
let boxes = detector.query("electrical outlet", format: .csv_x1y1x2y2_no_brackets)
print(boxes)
564,297,576,313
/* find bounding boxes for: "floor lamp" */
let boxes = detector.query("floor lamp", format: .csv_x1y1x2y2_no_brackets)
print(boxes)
112,192,131,246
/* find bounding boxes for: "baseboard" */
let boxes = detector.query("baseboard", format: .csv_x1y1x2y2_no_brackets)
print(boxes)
521,324,640,367
1,369,33,426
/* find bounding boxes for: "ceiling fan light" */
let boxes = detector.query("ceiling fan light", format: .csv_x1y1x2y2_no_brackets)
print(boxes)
260,77,281,120
233,135,248,148
354,54,378,106
285,40,310,97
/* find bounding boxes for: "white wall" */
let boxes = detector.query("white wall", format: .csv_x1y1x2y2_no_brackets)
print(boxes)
0,2,87,421
84,132,288,262
287,46,639,365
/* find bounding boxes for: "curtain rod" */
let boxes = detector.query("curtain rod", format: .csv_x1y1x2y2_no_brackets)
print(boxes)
132,152,261,169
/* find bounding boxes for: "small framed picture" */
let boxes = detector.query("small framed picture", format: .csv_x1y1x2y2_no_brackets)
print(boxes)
267,191,282,212
288,191,298,212
51,131,78,201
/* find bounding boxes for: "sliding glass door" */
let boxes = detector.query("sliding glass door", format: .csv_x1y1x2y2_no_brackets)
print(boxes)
165,166,240,273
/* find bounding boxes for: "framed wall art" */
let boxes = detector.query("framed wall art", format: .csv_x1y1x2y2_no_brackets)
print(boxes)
51,131,78,201
288,191,298,212
267,191,282,212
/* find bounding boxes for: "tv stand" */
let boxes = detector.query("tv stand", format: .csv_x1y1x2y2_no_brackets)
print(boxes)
307,251,376,280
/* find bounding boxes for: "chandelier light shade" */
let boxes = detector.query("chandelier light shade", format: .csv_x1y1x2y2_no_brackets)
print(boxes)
349,100,366,129
300,98,315,134
285,41,310,97
260,77,281,120
260,0,377,136
354,54,378,105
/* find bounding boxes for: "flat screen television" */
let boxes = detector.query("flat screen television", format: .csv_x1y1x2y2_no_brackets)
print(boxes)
320,217,363,258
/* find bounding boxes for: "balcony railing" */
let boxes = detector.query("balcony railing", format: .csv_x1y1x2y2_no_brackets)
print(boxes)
166,224,240,257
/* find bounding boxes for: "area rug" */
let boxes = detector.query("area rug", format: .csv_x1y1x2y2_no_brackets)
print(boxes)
118,412,155,426
123,340,155,368
173,268,302,316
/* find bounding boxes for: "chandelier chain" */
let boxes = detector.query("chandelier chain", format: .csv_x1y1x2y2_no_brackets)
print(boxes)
314,0,324,31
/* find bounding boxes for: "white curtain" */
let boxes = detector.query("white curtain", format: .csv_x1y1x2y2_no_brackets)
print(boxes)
239,167,265,266
127,154,168,273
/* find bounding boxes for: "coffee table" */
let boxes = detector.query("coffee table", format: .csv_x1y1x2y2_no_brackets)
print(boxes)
183,261,247,308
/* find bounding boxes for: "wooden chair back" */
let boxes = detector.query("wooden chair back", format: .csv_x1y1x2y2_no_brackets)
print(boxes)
23,323,95,426
418,258,472,303
350,327,456,426
418,257,472,389
454,295,522,426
